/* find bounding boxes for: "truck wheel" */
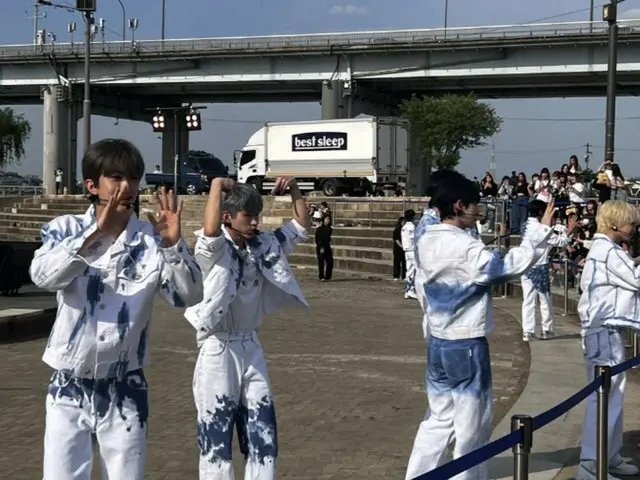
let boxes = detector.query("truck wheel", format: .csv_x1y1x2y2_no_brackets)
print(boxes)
321,179,338,197
186,183,197,195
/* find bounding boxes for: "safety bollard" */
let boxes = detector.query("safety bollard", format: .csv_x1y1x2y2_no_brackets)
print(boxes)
562,259,569,316
511,414,533,480
595,365,611,480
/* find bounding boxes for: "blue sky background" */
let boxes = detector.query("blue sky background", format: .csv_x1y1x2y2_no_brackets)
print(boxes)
3,0,640,181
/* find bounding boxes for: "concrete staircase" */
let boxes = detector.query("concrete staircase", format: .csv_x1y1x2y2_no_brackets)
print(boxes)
0,194,433,277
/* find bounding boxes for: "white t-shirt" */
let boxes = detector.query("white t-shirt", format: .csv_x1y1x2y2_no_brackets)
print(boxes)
568,182,585,203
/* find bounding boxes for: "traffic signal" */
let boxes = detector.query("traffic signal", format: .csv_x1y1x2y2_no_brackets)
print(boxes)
76,0,97,12
152,111,165,132
185,111,201,131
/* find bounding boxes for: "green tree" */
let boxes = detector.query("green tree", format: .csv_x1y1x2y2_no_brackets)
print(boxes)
399,94,502,170
0,107,32,169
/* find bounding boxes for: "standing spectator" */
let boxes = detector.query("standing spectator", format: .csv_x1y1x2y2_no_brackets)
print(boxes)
534,168,552,203
511,172,530,232
319,201,332,218
569,154,582,175
497,176,512,199
315,215,333,282
54,168,63,195
393,216,406,281
480,173,498,197
509,170,518,187
567,172,586,204
593,159,625,203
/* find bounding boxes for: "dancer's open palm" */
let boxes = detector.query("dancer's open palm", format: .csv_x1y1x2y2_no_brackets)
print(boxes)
147,187,183,246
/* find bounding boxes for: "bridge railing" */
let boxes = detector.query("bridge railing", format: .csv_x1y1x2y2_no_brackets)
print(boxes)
2,20,640,57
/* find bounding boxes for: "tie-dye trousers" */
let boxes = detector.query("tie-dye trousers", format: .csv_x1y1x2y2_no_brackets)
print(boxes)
43,369,149,479
194,331,278,480
405,336,493,480
521,275,553,335
405,251,417,297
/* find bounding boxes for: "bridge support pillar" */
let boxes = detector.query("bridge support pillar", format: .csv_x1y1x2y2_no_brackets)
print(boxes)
321,80,347,119
161,115,190,177
42,86,70,196
68,101,79,193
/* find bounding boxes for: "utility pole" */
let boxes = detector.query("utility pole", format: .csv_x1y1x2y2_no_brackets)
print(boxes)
489,140,496,179
584,143,593,171
603,0,625,163
34,0,40,45
82,6,95,153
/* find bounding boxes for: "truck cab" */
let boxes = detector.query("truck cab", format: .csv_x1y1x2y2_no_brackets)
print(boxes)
235,128,267,188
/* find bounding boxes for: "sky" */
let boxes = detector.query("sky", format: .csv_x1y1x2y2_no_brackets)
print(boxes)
3,0,640,181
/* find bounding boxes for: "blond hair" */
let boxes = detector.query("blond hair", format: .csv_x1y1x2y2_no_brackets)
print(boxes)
596,200,640,234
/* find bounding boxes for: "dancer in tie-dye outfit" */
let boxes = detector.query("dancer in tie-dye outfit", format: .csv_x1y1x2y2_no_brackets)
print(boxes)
29,139,203,480
401,209,418,299
406,172,554,480
521,200,577,342
184,177,310,480
575,200,640,480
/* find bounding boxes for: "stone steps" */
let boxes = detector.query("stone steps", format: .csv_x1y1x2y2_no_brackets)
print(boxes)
288,252,393,276
296,243,393,261
304,235,393,250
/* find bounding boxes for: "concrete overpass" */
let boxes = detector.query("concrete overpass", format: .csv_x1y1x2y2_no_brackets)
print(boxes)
2,19,640,192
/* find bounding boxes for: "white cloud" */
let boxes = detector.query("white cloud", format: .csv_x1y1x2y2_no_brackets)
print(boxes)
619,8,640,19
328,5,369,15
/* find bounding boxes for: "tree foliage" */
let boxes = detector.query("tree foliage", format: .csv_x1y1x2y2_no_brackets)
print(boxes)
0,107,32,169
399,93,502,170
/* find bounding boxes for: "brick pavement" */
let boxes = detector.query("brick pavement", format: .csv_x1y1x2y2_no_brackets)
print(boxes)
0,270,530,479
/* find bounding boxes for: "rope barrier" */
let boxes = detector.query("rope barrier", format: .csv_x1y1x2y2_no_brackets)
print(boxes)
410,353,640,480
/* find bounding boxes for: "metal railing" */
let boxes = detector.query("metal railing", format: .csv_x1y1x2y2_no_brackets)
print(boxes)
0,186,45,197
319,197,506,232
2,20,640,58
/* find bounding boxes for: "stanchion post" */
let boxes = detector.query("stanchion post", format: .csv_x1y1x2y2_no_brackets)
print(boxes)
562,259,569,316
511,414,533,480
501,228,507,298
595,365,611,480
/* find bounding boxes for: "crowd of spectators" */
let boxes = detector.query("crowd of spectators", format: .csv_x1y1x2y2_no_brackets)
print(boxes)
474,154,635,279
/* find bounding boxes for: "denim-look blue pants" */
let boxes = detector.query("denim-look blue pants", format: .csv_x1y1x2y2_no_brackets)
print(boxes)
406,336,493,480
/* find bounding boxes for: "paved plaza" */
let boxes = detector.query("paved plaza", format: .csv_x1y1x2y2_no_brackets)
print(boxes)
0,269,529,479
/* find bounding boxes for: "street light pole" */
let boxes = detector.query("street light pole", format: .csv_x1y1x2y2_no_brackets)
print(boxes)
83,10,92,153
444,0,448,39
161,0,166,40
117,0,125,41
603,1,623,162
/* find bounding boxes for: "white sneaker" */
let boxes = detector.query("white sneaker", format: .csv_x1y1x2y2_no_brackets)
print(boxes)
522,332,533,342
542,330,555,340
610,456,639,476
576,461,621,480
404,292,418,300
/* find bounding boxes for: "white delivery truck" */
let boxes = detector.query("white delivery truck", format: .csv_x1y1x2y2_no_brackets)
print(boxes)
234,116,410,196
